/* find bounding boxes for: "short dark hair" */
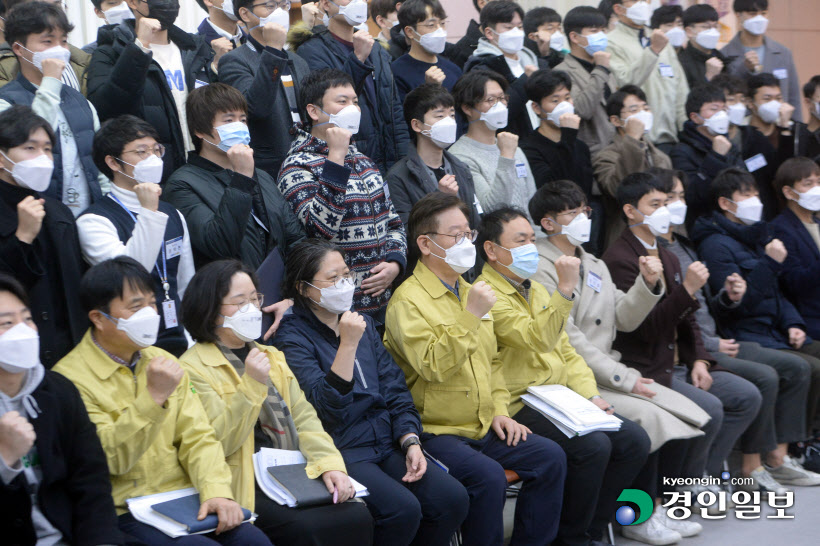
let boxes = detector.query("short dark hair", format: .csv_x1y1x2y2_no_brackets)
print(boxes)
398,0,446,31
682,3,719,27
523,7,561,36
563,6,606,37
710,167,758,209
476,206,528,261
80,256,155,315
711,73,748,96
773,157,820,208
606,84,647,118
299,68,355,131
186,82,247,153
803,75,820,100
403,83,454,142
746,72,781,99
650,5,682,29
525,69,571,104
685,83,726,117
407,192,471,256
452,69,508,112
597,0,614,22
616,172,665,212
0,273,28,307
93,115,160,179
282,239,347,311
5,1,74,51
0,105,55,152
180,259,259,344
480,0,524,30
234,0,256,23
646,166,687,193
733,0,767,13
528,179,586,233
371,0,398,22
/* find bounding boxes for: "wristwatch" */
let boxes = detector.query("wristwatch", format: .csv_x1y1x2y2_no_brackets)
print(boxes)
401,435,421,453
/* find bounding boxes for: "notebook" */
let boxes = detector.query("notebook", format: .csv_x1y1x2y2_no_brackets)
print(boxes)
152,493,252,533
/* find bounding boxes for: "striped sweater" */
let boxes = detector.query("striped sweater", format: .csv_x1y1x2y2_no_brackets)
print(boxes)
278,129,407,316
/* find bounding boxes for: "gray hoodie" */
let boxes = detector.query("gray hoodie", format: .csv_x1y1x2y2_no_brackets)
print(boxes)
0,364,65,545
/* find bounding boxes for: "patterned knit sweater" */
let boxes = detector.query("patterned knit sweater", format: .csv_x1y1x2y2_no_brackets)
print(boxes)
278,129,407,316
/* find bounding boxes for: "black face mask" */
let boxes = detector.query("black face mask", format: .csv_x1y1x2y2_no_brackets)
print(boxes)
144,0,179,31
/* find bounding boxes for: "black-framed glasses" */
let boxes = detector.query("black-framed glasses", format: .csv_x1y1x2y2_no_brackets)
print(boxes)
121,144,166,160
426,230,479,245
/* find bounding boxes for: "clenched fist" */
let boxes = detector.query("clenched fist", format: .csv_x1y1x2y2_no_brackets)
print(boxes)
245,348,272,385
353,29,375,63
16,196,46,244
424,66,446,85
466,281,496,318
554,255,580,297
137,17,163,46
41,57,66,80
437,174,459,195
724,273,746,302
705,56,724,81
496,132,519,159
146,356,184,407
712,135,732,156
0,411,35,467
339,311,366,347
649,29,669,55
262,22,288,50
639,255,663,288
683,261,709,296
326,126,353,166
210,37,233,68
765,239,787,263
134,182,162,212
592,50,610,68
227,142,255,178
559,112,581,130
624,115,648,139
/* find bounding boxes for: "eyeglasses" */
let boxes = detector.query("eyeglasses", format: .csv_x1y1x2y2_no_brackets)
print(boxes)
221,292,264,312
482,94,509,108
252,0,291,11
426,230,479,245
309,272,355,289
416,18,447,31
555,206,592,218
121,144,166,160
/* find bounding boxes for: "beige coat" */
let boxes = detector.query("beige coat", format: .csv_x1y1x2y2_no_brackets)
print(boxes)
554,54,617,155
533,237,709,451
592,132,673,250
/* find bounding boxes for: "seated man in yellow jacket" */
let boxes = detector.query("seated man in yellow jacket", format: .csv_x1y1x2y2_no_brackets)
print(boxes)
53,256,271,546
475,206,651,546
384,192,567,546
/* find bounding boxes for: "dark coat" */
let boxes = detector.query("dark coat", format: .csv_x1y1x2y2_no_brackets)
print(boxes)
294,26,409,173
0,184,87,368
87,20,214,183
795,122,820,162
274,305,422,464
770,208,820,339
216,41,310,178
677,44,732,88
735,124,794,222
602,228,714,387
162,154,305,270
1,371,120,545
690,211,807,349
449,19,483,69
196,17,246,48
520,127,594,195
670,120,745,229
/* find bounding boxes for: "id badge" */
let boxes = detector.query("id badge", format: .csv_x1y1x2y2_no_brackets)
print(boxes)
162,300,178,328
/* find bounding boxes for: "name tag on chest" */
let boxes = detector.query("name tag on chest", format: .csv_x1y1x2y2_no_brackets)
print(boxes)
773,68,788,80
745,153,768,173
162,300,178,328
658,63,674,78
165,236,183,260
586,271,602,293
515,162,528,178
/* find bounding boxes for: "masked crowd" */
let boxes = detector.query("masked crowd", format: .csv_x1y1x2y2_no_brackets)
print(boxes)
1,0,820,545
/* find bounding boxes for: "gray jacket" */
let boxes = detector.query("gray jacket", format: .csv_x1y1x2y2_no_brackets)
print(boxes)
721,33,802,122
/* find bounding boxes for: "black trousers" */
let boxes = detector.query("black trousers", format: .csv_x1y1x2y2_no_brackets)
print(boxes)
514,406,650,545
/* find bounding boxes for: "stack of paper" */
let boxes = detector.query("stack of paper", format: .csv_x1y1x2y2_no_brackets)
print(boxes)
126,487,256,538
253,448,369,507
521,384,622,438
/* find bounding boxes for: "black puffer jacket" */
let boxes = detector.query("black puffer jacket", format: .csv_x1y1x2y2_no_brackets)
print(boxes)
87,20,214,182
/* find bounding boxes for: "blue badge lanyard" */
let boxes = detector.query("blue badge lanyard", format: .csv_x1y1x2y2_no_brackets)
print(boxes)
108,193,171,301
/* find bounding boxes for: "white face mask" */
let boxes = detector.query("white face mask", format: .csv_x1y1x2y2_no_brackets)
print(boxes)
812,102,820,120
107,306,160,348
416,27,447,55
18,44,71,72
624,110,654,134
429,236,476,275
0,322,40,374
792,186,820,212
120,153,164,184
222,306,262,342
421,117,457,148
308,277,356,314
625,1,652,26
103,2,135,25
728,102,748,126
702,110,730,135
252,7,290,31
636,205,671,236
757,100,781,124
742,14,768,36
549,31,565,52
665,27,686,48
479,102,508,130
546,100,575,127
550,212,591,246
0,151,53,192
493,26,525,54
667,199,687,225
331,0,368,27
694,28,720,50
729,196,764,225
318,104,362,134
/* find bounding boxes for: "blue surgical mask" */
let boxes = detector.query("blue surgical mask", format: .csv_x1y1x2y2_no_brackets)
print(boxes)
213,121,250,151
583,31,608,55
498,243,539,279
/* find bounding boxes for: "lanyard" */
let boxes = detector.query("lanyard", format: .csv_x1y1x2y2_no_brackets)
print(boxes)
108,193,171,301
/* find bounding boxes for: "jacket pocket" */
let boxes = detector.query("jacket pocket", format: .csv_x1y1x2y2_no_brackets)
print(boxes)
422,385,476,429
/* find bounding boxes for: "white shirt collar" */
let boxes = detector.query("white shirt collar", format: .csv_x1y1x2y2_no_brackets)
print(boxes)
634,232,657,250
207,18,242,42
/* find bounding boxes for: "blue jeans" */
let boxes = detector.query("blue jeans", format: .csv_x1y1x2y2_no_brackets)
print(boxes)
422,430,567,546
119,514,272,546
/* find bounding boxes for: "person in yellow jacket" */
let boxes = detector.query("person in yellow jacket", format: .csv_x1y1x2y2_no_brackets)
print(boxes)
178,259,374,546
53,256,271,546
475,206,651,546
383,192,567,546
